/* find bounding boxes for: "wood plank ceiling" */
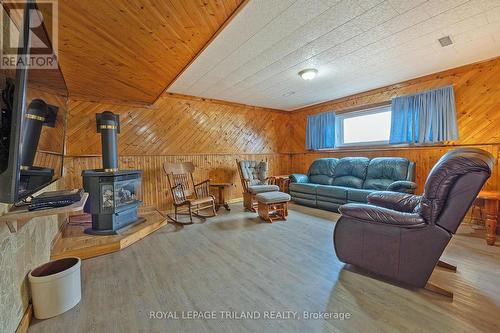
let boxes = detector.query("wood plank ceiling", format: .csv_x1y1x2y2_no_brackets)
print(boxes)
54,0,244,103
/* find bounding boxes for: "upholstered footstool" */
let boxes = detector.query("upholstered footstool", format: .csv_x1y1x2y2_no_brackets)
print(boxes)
256,192,291,223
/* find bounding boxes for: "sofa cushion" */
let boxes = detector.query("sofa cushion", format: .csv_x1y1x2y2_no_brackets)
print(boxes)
307,158,338,185
332,157,369,189
290,192,317,201
247,184,279,194
292,197,316,207
316,195,346,205
239,160,268,185
289,183,317,194
317,201,341,212
363,157,410,190
347,188,373,203
316,185,348,199
309,175,333,185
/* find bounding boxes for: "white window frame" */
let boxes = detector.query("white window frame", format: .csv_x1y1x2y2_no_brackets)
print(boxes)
335,104,392,148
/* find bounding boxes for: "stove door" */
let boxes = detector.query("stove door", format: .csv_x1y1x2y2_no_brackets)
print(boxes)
114,178,140,209
100,183,115,213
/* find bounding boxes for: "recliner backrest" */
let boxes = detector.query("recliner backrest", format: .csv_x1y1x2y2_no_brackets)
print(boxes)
363,157,413,190
332,157,370,189
238,160,268,185
416,148,494,230
307,158,339,185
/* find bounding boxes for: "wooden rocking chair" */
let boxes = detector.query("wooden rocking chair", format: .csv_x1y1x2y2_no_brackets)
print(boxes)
163,162,216,224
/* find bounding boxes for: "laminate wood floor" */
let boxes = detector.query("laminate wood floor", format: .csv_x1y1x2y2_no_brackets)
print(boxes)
29,204,500,333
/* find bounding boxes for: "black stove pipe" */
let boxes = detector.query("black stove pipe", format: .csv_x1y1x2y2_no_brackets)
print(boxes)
20,99,48,170
96,111,120,172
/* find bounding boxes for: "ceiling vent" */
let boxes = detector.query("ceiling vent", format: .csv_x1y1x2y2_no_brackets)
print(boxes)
438,36,453,47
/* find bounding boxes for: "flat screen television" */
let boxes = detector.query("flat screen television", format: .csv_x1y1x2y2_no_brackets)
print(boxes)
0,1,68,203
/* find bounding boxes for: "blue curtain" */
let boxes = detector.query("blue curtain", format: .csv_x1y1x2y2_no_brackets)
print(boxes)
390,85,458,144
306,111,335,150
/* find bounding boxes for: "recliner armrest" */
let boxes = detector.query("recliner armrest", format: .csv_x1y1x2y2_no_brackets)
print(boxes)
339,203,425,227
289,173,309,183
367,191,421,213
386,180,417,193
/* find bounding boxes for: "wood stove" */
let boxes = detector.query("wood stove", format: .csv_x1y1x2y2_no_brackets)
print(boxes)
82,111,143,235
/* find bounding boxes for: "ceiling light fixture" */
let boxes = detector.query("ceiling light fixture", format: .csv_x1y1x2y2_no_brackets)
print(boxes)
298,68,318,80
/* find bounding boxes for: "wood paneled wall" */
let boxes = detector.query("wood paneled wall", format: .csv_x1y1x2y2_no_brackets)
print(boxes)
28,87,67,154
64,154,287,211
66,94,289,156
64,57,500,209
287,57,500,193
65,94,290,211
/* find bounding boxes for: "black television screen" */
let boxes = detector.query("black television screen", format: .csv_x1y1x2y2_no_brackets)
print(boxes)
0,1,67,203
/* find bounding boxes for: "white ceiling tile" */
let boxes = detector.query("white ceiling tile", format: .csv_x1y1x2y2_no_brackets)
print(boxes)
377,5,431,35
203,0,365,96
441,13,488,36
451,0,500,21
421,0,468,17
354,1,399,31
320,0,342,7
188,1,330,96
168,0,500,110
388,0,428,14
169,0,295,92
234,20,364,90
356,0,385,11
453,25,495,43
487,6,500,23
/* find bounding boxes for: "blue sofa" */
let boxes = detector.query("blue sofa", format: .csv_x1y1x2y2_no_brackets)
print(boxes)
289,157,416,212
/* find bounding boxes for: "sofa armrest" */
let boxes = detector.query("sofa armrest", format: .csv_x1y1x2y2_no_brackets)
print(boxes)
289,173,309,183
367,191,421,213
339,203,425,227
386,180,417,193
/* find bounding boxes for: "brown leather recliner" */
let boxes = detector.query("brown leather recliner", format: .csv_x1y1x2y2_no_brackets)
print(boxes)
333,148,494,288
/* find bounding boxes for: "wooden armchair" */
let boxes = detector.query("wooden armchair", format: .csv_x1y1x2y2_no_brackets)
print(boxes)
163,162,216,223
236,159,279,212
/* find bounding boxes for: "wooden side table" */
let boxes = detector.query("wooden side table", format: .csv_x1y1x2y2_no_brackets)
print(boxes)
269,175,290,193
476,190,500,246
210,183,233,211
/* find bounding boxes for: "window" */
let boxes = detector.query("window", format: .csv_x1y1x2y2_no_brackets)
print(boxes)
335,105,392,147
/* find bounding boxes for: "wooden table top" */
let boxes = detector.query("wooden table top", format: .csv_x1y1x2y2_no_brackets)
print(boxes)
477,190,500,200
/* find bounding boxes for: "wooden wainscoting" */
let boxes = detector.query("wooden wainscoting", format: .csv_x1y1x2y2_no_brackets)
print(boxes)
33,152,63,180
64,153,290,212
288,144,500,194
